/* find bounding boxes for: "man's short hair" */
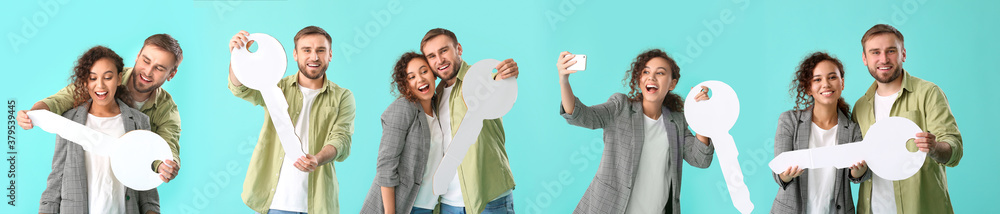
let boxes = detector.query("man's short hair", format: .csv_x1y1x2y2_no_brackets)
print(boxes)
294,26,332,49
420,28,458,52
143,34,183,71
861,24,904,49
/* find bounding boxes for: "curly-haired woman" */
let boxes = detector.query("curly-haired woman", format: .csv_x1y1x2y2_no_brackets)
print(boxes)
555,49,714,213
770,51,871,214
39,45,159,214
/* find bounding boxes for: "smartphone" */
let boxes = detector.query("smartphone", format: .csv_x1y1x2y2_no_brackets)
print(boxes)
567,54,586,71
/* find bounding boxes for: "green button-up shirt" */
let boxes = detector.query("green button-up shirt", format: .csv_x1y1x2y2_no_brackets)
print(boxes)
852,71,962,214
229,73,355,214
435,61,515,214
41,67,182,171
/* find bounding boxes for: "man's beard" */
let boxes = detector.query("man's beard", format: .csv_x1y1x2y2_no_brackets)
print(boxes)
869,65,902,84
439,60,460,81
132,72,163,94
298,62,327,80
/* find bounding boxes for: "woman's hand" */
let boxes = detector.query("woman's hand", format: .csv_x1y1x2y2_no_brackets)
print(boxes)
693,86,710,101
849,160,868,178
779,165,804,183
557,51,579,80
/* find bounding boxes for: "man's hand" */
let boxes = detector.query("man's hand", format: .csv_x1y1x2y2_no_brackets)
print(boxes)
229,30,251,52
229,30,251,87
494,58,519,80
916,132,953,164
294,154,319,172
158,160,179,183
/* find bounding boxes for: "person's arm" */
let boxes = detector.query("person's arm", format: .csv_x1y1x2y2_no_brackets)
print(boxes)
323,90,356,162
847,124,871,183
16,83,77,130
682,113,715,168
227,30,265,106
773,111,803,189
150,104,182,182
39,139,69,214
380,186,396,214
137,188,161,214
557,51,579,115
915,86,962,166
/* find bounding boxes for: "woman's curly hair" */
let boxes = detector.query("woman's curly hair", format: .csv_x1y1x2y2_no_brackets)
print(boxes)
390,52,427,103
791,51,849,115
71,46,132,108
624,49,684,112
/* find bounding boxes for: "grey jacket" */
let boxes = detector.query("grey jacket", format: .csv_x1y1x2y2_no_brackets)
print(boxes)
362,98,434,214
39,99,160,214
770,108,871,214
561,93,714,214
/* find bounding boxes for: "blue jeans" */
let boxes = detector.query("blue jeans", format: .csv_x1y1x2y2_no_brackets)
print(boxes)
411,206,434,214
257,209,307,214
440,193,515,214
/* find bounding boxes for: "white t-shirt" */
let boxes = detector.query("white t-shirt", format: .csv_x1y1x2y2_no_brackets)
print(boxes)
84,113,126,214
625,113,671,214
413,112,444,209
133,100,146,110
871,91,900,214
438,84,466,207
270,85,321,212
806,122,838,214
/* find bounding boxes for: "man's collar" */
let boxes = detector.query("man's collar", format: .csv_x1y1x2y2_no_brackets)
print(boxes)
864,69,914,98
454,60,471,82
288,71,333,93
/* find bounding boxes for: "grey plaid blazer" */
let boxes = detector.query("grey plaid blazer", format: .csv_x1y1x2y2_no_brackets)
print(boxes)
770,108,871,214
561,93,715,214
39,99,160,214
362,97,433,214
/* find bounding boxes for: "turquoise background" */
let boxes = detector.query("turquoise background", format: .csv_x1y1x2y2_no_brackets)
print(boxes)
2,0,998,213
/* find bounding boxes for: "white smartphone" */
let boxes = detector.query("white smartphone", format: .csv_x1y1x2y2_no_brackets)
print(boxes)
567,54,586,71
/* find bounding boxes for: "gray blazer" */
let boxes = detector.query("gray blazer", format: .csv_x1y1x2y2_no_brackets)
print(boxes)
561,93,715,214
362,98,433,214
39,99,159,214
770,108,871,214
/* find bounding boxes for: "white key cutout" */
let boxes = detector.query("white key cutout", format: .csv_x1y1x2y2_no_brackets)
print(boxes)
230,33,306,158
28,110,172,191
684,80,753,214
432,59,517,195
768,116,925,181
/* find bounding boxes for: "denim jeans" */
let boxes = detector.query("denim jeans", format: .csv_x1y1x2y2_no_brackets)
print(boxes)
411,206,434,214
257,209,307,214
440,193,514,214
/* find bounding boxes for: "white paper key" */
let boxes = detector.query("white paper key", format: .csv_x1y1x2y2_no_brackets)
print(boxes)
230,33,306,158
768,116,925,181
432,59,517,195
28,110,173,191
684,80,753,214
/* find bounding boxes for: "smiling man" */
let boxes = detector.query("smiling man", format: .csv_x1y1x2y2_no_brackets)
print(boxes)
420,28,519,214
228,26,355,214
17,34,184,184
851,24,963,214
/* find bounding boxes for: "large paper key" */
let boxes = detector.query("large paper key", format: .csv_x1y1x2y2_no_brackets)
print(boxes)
27,110,173,191
683,80,753,214
230,33,306,158
768,117,925,181
432,59,517,195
